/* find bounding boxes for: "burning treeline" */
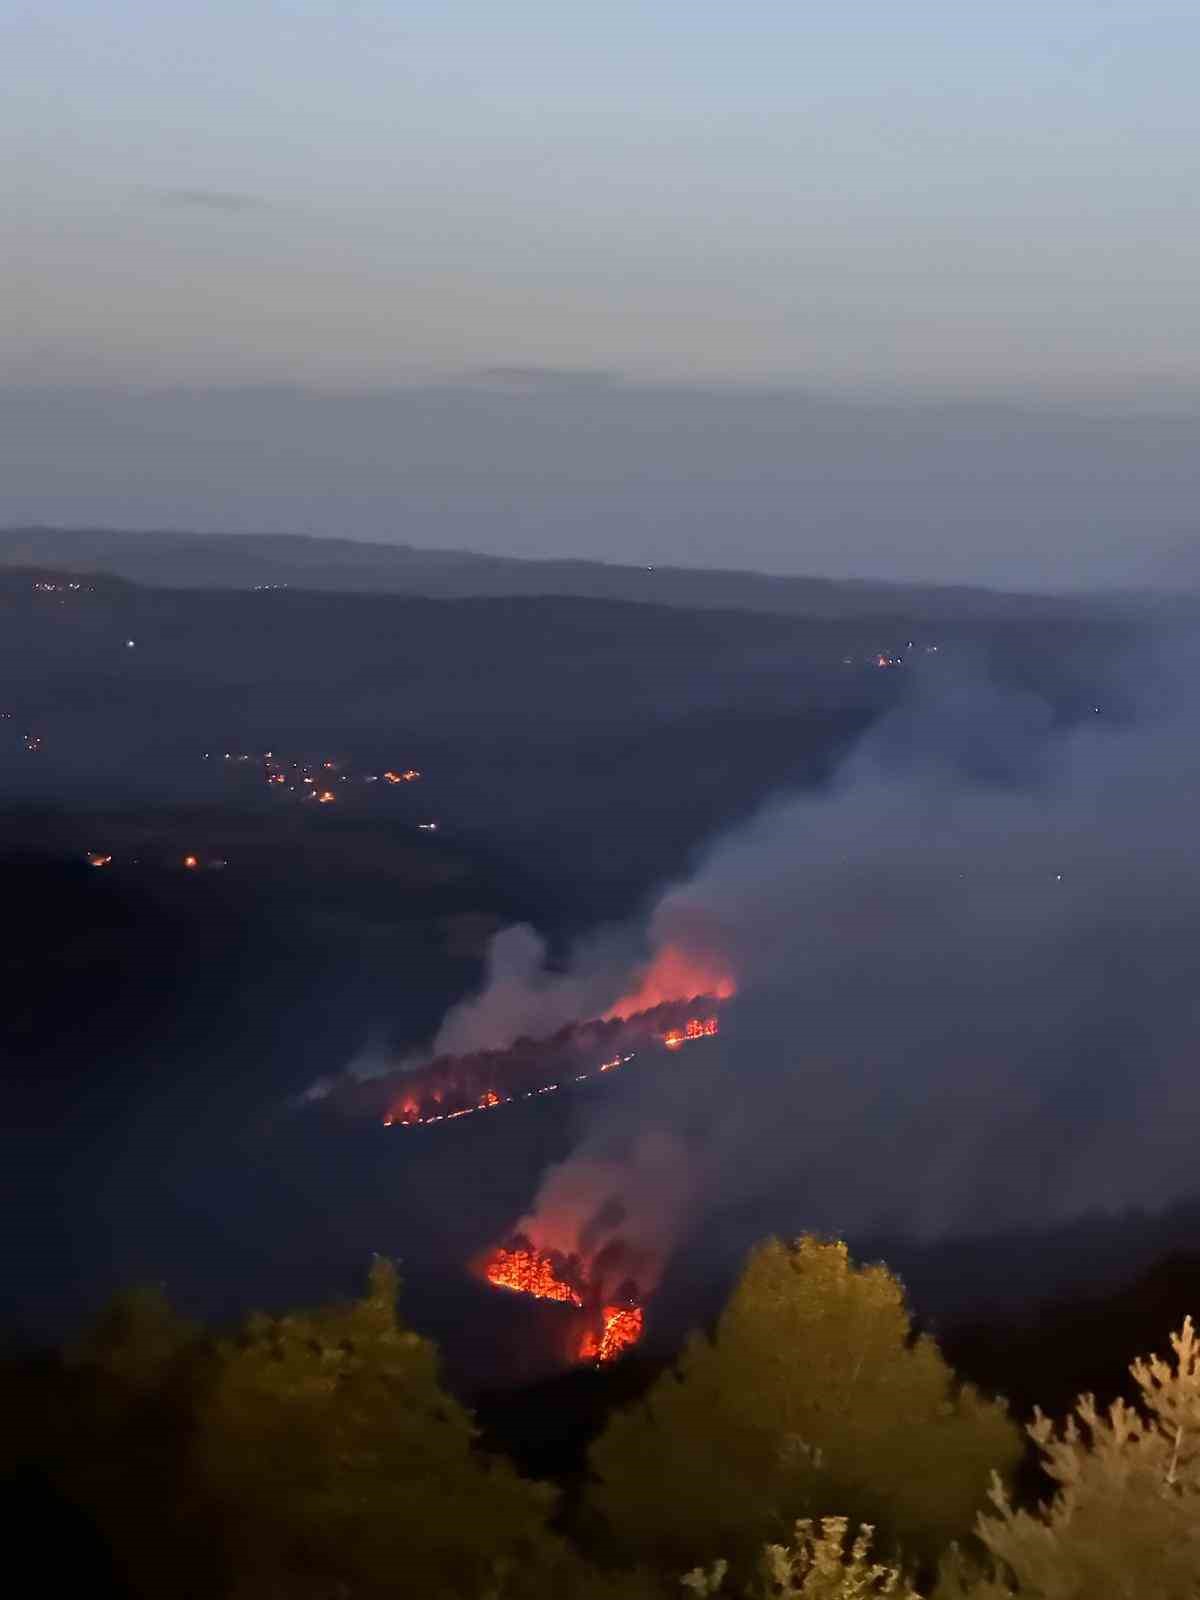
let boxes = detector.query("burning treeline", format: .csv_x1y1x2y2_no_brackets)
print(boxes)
358,994,726,1129
356,930,735,1129
381,1001,719,1127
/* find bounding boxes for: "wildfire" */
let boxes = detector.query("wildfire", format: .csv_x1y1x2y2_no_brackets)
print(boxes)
579,1304,645,1364
484,1242,582,1306
481,1240,646,1365
377,993,725,1129
662,1016,719,1050
604,944,735,1021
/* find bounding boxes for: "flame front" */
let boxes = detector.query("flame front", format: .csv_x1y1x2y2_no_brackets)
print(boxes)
481,1242,646,1365
662,1015,719,1050
379,994,725,1129
579,1304,645,1364
483,1244,582,1306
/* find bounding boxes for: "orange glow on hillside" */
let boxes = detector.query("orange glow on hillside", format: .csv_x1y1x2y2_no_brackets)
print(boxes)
605,944,735,1021
183,855,199,869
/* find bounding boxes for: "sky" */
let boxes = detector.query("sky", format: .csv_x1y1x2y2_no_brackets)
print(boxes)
5,1,1200,583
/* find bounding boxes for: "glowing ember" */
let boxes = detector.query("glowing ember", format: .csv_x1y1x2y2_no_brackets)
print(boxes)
662,1015,719,1050
604,944,735,1021
484,1244,582,1306
580,1303,645,1364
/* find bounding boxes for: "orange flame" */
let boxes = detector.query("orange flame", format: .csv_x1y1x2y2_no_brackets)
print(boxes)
605,944,735,1021
580,1304,645,1363
662,1016,719,1050
483,1245,583,1306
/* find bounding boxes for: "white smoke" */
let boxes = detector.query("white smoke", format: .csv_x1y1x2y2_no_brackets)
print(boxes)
515,1128,697,1299
429,924,625,1057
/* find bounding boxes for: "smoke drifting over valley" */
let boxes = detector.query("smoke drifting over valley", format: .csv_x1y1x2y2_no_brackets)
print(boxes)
345,636,1200,1325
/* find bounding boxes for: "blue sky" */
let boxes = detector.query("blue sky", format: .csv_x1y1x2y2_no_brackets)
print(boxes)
8,1,1200,393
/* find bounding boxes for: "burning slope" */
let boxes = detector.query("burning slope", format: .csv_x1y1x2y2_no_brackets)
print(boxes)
309,936,734,1126
477,1132,693,1367
484,1240,583,1306
369,996,726,1128
480,1236,645,1364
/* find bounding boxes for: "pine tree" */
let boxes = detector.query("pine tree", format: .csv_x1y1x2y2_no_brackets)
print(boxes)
33,1264,562,1599
951,1316,1200,1599
588,1237,1020,1574
191,1258,558,1598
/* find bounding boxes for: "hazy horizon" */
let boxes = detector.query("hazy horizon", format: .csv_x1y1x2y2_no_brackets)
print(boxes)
3,376,1196,592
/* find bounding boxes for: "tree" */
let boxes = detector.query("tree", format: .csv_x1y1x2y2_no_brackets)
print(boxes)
23,1284,218,1598
683,1517,921,1598
587,1237,1020,1574
23,1264,563,1599
940,1316,1200,1599
190,1258,558,1598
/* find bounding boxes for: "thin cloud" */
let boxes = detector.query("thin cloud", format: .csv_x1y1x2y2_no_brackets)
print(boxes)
154,187,269,213
472,367,624,390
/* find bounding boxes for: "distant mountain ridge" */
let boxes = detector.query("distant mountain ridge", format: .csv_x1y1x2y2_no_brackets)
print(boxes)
0,525,1124,622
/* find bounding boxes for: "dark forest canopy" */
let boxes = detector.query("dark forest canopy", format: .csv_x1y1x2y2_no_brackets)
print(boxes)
5,1238,1199,1599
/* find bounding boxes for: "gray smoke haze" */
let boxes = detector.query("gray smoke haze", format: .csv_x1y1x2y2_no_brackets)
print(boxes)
429,924,631,1059
514,1130,696,1301
448,635,1200,1273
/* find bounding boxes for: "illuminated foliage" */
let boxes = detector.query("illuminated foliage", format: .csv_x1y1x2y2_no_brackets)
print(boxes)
191,1258,557,1597
936,1316,1200,1599
683,1518,921,1597
20,1265,560,1600
588,1237,1020,1574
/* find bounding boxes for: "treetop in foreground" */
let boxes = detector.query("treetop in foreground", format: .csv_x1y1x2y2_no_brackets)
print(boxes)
588,1235,1021,1571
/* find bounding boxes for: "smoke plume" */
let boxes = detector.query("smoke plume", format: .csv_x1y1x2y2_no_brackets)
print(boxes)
511,1128,697,1302
440,637,1200,1292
